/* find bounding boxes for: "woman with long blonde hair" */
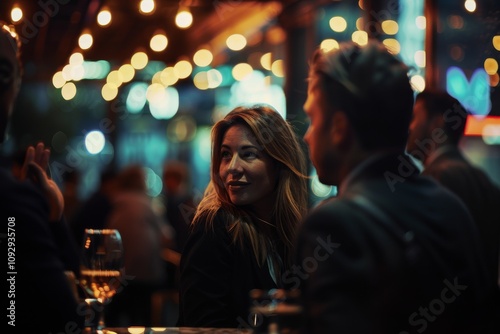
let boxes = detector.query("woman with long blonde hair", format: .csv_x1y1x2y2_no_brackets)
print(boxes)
178,105,308,328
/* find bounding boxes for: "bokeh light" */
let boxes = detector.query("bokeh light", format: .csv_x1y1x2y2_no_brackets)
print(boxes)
226,34,247,51
61,82,77,100
329,16,347,32
85,131,106,155
97,9,112,26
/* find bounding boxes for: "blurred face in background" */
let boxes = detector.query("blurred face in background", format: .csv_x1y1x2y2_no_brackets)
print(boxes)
0,27,21,143
219,124,277,218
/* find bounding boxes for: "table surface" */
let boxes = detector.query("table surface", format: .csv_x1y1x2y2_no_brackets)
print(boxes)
99,327,253,334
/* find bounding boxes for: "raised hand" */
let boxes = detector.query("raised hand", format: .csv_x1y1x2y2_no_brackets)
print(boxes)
21,142,64,221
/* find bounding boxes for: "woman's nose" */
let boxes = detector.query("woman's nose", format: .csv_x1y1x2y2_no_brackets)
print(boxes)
227,155,243,174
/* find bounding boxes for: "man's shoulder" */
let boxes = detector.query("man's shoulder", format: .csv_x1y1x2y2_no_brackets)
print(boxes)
302,197,367,232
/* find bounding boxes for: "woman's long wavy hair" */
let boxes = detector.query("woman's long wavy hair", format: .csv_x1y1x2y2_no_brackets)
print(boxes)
192,105,308,271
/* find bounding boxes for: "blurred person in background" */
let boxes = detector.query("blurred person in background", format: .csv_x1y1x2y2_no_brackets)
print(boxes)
159,160,198,310
104,164,174,327
0,21,84,333
61,169,81,223
407,88,500,288
162,160,197,254
178,105,308,328
69,167,117,248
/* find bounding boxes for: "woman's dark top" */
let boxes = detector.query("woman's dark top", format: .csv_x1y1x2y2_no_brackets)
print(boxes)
177,211,281,328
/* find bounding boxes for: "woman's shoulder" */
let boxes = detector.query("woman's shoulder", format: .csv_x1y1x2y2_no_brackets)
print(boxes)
191,208,231,237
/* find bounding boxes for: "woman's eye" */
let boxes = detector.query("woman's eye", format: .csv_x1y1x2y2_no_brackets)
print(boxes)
221,151,231,159
242,151,257,159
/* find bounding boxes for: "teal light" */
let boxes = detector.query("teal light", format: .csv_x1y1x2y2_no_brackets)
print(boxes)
446,66,491,117
149,86,179,120
126,82,148,114
82,60,110,79
397,0,425,70
84,130,106,154
215,65,234,87
229,70,286,118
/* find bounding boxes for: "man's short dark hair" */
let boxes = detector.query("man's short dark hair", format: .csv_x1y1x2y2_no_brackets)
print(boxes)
309,40,415,151
415,89,468,145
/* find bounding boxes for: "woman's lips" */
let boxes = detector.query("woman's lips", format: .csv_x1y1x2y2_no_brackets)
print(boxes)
227,181,250,189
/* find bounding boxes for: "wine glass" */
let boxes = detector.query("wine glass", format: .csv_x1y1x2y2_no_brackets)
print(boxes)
79,229,124,330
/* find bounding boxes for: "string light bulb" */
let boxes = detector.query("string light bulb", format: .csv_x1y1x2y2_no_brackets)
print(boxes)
175,5,193,29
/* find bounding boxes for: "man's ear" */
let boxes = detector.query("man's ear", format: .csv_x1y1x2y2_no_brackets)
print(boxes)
330,110,352,148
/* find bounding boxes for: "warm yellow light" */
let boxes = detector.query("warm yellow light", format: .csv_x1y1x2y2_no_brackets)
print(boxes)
127,327,146,334
493,36,500,51
97,10,112,26
175,9,193,29
107,70,124,87
61,82,77,100
356,18,364,30
193,49,213,67
102,83,118,101
160,67,179,86
140,0,155,14
329,16,347,32
260,53,272,71
271,59,284,78
11,7,22,22
146,83,164,102
232,63,253,81
414,50,426,67
358,0,365,10
381,20,398,35
131,52,148,70
484,58,498,75
382,38,401,54
464,0,476,12
415,16,426,29
320,39,339,53
352,31,368,46
62,64,72,81
78,33,93,50
69,53,84,65
70,65,85,81
193,71,209,90
173,60,192,79
150,33,168,52
119,64,135,83
152,72,162,86
52,71,66,89
410,75,425,92
226,34,247,51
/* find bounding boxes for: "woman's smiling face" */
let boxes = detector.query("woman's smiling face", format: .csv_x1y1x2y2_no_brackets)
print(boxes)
218,124,277,216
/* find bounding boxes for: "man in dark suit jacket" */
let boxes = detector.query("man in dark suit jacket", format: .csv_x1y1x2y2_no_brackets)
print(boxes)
1,21,84,333
295,40,498,333
407,89,500,286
